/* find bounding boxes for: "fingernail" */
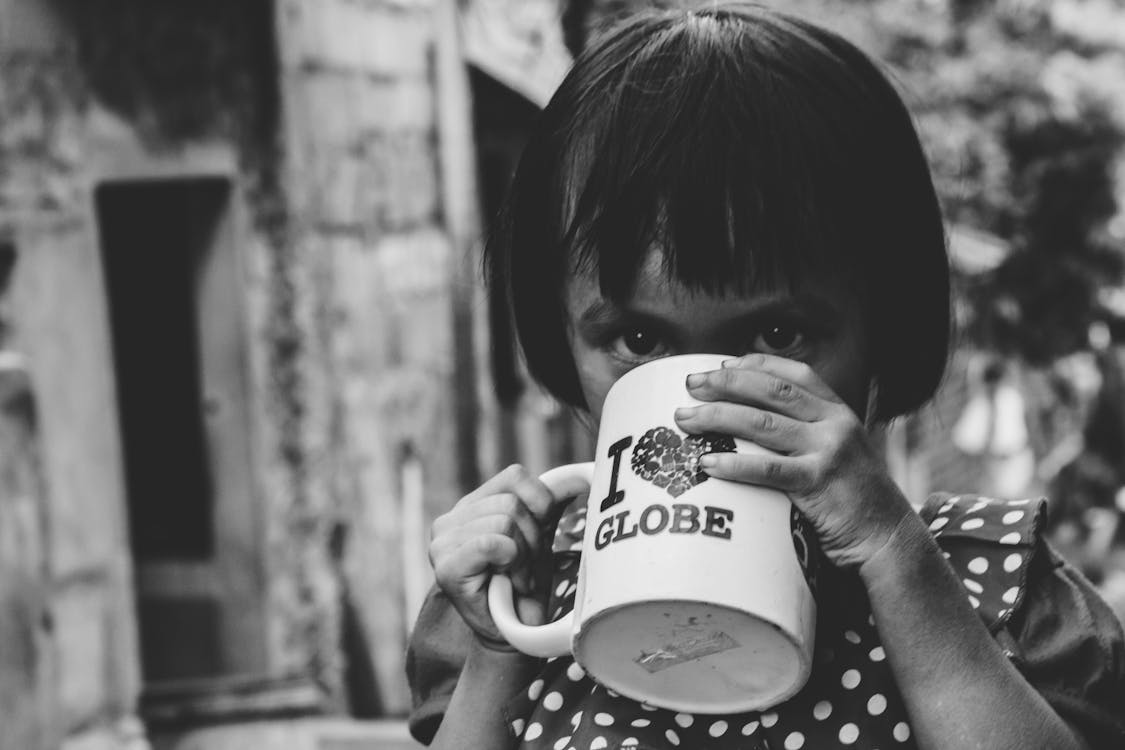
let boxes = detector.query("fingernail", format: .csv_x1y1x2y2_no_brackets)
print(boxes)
674,407,695,420
686,373,705,388
721,357,740,368
700,454,718,468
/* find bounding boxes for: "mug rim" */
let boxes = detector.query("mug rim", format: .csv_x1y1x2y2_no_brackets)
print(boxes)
606,353,733,403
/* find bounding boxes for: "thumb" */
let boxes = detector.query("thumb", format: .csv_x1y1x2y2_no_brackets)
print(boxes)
516,593,546,627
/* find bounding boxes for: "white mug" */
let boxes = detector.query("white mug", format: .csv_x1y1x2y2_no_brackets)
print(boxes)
488,354,818,714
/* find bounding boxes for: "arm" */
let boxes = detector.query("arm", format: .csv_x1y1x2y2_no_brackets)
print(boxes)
428,643,541,750
859,503,1090,750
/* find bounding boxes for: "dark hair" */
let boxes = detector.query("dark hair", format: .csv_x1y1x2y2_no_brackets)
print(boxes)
485,2,950,421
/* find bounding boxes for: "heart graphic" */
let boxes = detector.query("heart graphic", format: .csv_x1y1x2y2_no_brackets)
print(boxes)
629,426,736,497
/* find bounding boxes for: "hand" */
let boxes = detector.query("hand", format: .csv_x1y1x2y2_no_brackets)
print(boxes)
674,353,914,569
430,464,565,650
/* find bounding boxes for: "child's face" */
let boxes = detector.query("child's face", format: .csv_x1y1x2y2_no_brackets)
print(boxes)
565,248,872,423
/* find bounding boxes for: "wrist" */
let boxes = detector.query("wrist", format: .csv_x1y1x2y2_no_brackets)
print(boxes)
468,633,540,667
856,507,935,591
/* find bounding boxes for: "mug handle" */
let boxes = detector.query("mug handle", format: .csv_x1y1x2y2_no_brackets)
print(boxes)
487,462,595,658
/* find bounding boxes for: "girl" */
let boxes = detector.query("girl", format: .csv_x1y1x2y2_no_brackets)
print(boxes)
409,4,1125,748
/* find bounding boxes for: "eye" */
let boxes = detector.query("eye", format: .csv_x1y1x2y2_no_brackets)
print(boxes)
611,326,667,360
753,323,805,354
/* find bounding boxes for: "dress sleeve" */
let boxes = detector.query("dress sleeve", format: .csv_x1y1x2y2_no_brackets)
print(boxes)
405,584,473,745
1006,540,1125,748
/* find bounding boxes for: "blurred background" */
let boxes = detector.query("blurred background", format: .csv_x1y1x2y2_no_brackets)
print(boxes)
0,0,1122,748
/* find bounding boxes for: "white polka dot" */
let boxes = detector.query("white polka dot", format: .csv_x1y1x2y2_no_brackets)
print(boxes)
528,679,544,700
1008,498,1031,505
929,517,949,531
1002,586,1019,604
553,736,571,750
665,729,680,745
594,712,614,726
761,711,779,727
960,518,985,531
558,558,575,570
566,581,578,596
963,578,983,594
570,711,582,727
942,551,952,559
640,703,657,711
709,720,728,737
555,580,570,597
572,518,586,533
524,723,543,740
620,739,638,748
1004,553,1022,572
674,713,694,728
968,500,989,514
589,737,607,750
844,630,861,644
868,693,887,715
1000,532,1021,545
605,688,619,698
839,722,860,744
569,541,581,551
968,557,989,574
894,721,911,741
784,732,806,749
742,720,760,735
842,669,861,689
869,646,886,661
512,719,525,737
1003,510,1025,525
543,692,563,711
567,662,586,681
968,595,981,609
630,718,650,728
813,700,833,720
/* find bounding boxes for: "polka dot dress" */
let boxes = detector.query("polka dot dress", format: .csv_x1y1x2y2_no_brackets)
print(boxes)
503,494,1045,750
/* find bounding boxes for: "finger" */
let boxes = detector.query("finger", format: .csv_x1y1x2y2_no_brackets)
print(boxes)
700,450,813,494
675,402,806,454
434,531,520,589
459,464,565,531
686,366,824,421
460,492,542,558
443,514,538,594
506,469,563,525
723,353,842,403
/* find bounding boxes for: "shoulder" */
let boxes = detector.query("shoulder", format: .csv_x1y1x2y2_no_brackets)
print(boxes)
920,492,1044,631
923,492,1125,745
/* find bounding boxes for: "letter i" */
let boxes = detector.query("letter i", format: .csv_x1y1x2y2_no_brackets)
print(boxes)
599,436,633,512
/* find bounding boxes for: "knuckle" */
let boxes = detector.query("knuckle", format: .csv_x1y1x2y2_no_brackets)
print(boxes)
502,463,530,482
764,458,786,484
497,492,521,516
756,409,776,433
745,353,768,369
770,376,796,401
432,556,455,585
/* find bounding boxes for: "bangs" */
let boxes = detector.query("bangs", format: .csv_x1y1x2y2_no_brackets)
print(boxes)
551,9,874,300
